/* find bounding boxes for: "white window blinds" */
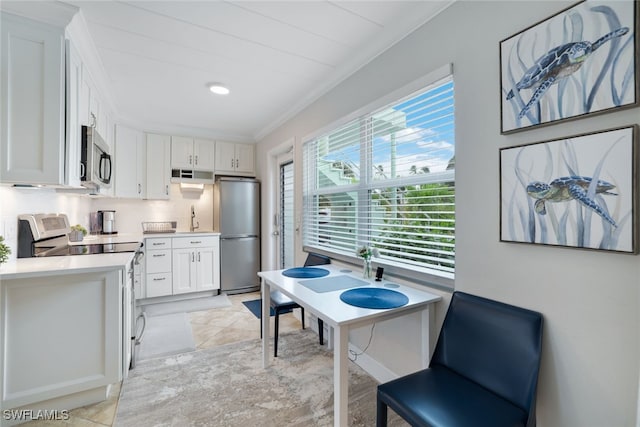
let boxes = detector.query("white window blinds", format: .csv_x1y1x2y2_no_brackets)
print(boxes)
303,73,455,278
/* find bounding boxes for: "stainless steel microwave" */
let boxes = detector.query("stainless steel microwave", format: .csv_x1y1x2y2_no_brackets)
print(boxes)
80,125,112,189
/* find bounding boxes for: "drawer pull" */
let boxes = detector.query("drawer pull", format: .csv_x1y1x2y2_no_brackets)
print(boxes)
153,254,165,257
153,277,166,281
153,242,165,246
191,241,202,244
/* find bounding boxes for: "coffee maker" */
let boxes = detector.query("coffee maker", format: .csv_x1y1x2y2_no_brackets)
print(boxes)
91,210,118,235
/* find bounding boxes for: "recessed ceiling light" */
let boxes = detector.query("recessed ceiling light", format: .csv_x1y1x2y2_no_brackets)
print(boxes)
208,83,230,95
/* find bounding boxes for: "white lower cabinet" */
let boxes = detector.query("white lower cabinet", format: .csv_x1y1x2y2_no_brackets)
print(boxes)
144,235,219,298
172,236,220,294
1,269,121,412
144,237,172,298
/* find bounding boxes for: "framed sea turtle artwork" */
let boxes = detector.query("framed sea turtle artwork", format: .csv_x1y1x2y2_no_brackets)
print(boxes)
500,0,638,134
499,125,638,253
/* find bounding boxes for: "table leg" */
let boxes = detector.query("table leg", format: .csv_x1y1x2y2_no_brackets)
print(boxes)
262,279,271,368
421,305,434,368
334,324,348,427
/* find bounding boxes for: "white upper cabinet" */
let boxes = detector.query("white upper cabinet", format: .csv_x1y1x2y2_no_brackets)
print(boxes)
214,141,255,176
170,136,193,169
146,133,171,200
193,139,215,171
171,136,215,171
114,124,146,199
1,13,66,185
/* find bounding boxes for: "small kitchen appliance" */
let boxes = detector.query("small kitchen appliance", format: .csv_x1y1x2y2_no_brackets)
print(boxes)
98,210,117,235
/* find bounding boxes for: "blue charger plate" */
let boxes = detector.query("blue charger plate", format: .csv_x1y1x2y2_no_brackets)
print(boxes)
282,267,330,278
340,287,408,309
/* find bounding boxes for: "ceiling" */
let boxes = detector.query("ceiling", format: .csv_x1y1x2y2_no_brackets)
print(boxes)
35,1,453,141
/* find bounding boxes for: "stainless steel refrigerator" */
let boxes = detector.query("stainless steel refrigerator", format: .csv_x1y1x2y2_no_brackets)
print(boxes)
213,177,261,293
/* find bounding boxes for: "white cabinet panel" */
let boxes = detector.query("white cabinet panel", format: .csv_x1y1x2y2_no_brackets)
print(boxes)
214,141,255,176
193,139,215,170
1,13,65,185
114,124,146,199
172,248,197,294
146,133,171,200
1,270,121,409
146,272,172,298
171,136,194,169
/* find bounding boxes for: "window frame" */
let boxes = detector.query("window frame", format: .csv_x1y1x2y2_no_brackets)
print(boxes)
302,64,455,290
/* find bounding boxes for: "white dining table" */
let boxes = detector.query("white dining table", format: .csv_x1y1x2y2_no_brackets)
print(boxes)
258,265,442,427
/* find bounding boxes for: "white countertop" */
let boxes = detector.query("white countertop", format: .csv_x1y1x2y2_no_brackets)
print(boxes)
141,230,221,238
1,233,144,280
0,252,137,280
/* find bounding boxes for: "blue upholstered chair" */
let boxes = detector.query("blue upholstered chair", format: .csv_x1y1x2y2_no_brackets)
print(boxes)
377,291,543,427
264,252,330,357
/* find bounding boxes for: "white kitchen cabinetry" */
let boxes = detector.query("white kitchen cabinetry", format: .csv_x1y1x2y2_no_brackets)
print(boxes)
171,136,215,171
114,124,146,199
0,13,66,185
145,237,173,298
146,133,171,200
1,269,121,412
214,141,255,176
172,236,220,294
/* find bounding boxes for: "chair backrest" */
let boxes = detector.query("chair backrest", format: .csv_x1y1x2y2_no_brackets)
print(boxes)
303,252,331,266
430,291,543,416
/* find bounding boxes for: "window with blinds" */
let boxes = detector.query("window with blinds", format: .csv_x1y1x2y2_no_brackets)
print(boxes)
302,73,455,280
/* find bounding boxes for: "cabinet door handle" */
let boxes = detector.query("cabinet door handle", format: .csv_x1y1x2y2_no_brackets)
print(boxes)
191,252,195,262
197,252,201,262
189,155,193,165
236,158,239,168
153,277,166,281
195,155,198,165
138,183,142,194
231,158,234,168
165,185,169,195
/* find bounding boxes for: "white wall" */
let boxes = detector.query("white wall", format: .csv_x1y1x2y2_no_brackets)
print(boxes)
255,1,640,425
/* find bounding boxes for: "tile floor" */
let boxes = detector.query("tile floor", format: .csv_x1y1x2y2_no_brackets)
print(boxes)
22,291,305,426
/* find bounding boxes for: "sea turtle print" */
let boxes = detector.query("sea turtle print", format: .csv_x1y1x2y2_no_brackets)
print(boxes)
506,27,629,119
526,176,618,227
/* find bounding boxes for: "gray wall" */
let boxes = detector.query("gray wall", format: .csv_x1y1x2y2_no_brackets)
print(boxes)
256,2,640,425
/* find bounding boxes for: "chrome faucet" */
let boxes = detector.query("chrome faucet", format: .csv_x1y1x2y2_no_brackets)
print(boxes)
190,205,200,232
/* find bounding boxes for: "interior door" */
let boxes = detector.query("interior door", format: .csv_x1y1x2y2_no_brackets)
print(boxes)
279,159,294,269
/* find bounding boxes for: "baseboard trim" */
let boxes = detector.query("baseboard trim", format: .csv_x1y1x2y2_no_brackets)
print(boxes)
348,343,399,384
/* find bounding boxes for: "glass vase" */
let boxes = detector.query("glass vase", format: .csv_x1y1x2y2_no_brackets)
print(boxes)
363,258,372,279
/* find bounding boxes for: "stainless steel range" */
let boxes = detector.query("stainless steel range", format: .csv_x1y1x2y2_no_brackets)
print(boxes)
17,213,139,258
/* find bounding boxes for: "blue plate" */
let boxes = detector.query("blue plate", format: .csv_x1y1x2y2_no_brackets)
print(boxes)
340,287,408,309
282,267,330,278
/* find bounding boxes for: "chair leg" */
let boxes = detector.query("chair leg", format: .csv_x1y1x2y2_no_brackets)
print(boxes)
274,309,280,357
300,307,305,329
376,397,388,427
318,318,324,345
